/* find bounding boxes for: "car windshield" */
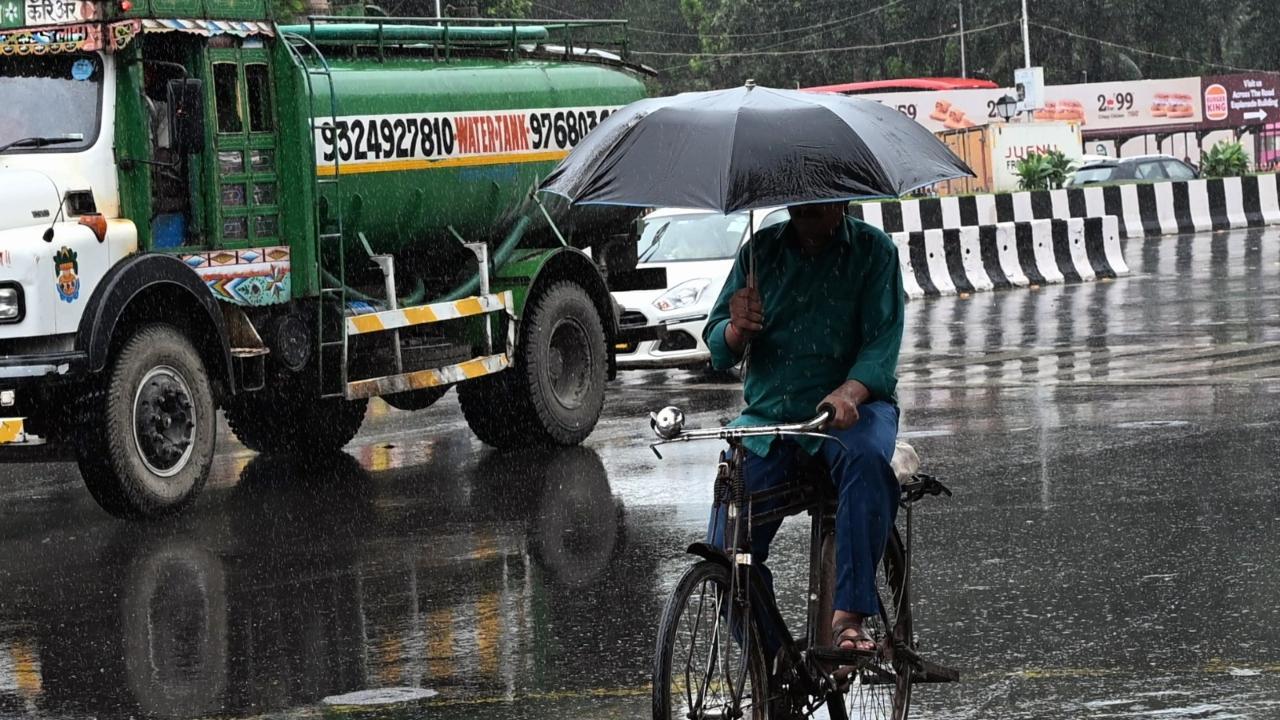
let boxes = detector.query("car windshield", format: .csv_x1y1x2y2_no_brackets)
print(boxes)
1071,166,1118,184
637,212,753,263
0,53,103,153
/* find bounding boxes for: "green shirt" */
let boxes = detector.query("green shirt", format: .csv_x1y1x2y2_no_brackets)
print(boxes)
704,216,905,457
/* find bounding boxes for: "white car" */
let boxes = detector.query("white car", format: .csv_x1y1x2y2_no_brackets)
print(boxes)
614,207,788,369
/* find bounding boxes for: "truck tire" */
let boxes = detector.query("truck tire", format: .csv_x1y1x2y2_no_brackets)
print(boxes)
224,381,367,456
458,373,537,448
521,282,607,445
459,281,606,448
76,324,216,519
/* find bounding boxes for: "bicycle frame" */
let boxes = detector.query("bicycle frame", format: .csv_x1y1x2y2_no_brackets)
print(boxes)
708,441,914,715
652,406,957,720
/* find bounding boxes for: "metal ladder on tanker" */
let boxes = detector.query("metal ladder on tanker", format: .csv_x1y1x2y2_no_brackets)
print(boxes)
282,32,349,399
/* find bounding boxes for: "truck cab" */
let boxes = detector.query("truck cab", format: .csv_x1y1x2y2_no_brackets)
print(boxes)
0,1,654,518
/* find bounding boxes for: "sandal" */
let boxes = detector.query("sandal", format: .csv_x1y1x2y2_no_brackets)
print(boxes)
830,620,875,681
832,621,876,653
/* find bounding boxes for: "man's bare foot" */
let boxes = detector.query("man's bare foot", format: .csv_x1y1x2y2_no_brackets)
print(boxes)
832,610,876,653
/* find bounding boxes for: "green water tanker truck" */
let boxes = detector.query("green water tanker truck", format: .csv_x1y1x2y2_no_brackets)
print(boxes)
0,1,659,517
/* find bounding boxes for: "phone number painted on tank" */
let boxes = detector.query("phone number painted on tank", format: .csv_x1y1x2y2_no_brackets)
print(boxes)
314,106,620,172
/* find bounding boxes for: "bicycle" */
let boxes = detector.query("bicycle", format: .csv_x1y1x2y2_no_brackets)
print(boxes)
648,406,957,720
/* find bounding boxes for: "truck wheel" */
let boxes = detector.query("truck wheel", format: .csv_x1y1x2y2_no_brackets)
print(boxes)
519,281,607,446
224,382,367,456
458,281,606,448
458,373,537,449
77,324,216,519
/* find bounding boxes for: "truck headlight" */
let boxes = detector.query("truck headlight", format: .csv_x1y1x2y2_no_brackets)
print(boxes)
0,284,23,323
654,278,713,312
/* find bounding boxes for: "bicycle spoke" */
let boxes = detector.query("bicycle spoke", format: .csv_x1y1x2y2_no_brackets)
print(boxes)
658,562,766,720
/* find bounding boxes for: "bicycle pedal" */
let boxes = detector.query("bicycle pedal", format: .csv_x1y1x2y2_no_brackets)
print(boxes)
912,658,961,683
809,645,877,665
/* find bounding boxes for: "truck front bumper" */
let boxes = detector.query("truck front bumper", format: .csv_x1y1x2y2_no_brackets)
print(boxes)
0,350,86,380
0,350,86,448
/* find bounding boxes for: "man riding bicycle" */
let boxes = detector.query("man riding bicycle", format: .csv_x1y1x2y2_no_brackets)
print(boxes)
703,200,905,660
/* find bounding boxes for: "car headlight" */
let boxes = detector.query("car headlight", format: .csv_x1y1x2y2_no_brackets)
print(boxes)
653,278,712,312
0,284,23,323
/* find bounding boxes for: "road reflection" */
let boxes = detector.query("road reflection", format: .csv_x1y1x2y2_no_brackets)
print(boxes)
0,444,660,718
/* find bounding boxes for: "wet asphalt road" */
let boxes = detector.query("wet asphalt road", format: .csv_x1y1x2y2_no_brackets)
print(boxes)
1,228,1279,719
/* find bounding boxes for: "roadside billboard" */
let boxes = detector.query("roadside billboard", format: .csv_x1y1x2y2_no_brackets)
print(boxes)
1039,77,1202,130
1200,73,1280,127
849,77,1205,135
848,88,1005,133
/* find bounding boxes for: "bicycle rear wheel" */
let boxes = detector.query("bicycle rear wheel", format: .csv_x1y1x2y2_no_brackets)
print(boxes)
839,528,913,720
653,560,770,720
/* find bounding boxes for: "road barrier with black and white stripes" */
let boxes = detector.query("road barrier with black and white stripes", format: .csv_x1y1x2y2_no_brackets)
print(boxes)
854,173,1280,240
891,216,1127,300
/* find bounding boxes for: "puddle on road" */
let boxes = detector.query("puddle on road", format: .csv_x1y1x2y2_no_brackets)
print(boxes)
323,687,440,706
1113,420,1195,429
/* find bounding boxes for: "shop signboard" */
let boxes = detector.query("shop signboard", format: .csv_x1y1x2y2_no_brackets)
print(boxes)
1200,73,1280,126
0,0,97,29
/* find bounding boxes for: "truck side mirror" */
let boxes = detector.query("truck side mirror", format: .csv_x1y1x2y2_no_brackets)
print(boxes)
167,78,206,156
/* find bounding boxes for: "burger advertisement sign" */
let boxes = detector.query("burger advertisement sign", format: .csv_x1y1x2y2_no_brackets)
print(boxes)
1200,73,1280,126
1204,83,1230,121
1038,77,1202,130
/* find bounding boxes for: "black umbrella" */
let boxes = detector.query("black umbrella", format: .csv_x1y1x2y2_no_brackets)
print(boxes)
539,82,973,213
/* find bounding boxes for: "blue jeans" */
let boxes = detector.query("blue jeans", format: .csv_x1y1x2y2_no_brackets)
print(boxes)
705,401,900,655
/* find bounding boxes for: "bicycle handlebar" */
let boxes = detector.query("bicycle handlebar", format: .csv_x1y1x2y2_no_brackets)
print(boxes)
647,405,841,458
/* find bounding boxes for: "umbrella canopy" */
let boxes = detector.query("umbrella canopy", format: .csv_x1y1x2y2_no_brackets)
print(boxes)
539,83,974,213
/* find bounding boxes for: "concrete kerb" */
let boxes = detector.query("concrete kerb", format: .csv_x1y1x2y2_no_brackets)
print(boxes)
891,216,1126,300
851,173,1280,240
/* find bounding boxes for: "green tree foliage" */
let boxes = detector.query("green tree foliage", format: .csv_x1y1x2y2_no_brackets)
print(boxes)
1200,141,1249,178
530,0,1279,94
333,0,1280,95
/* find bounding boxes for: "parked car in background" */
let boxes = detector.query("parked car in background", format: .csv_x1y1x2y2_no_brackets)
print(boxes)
1066,154,1199,186
613,207,788,369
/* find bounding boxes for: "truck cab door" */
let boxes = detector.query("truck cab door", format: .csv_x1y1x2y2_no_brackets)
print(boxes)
206,46,282,254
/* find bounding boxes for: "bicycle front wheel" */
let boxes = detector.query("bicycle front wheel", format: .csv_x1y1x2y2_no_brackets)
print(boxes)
653,560,770,720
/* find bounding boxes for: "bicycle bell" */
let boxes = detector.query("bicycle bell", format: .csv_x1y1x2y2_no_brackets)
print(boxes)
649,406,686,440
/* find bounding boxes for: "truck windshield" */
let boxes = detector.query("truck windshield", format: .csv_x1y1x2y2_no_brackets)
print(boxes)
0,53,102,154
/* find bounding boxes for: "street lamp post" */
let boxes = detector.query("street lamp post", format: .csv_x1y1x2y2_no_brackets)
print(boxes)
996,94,1019,123
1020,0,1031,67
959,1,966,78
